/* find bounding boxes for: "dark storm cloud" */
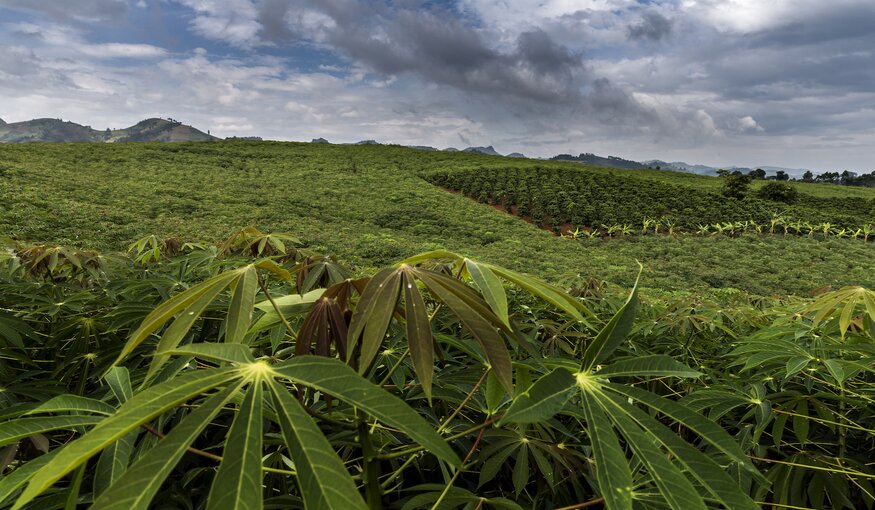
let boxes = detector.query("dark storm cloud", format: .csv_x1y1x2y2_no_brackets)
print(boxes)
627,11,672,42
255,1,585,102
0,0,128,23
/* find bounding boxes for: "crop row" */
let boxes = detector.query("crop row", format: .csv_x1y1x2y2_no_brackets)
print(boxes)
562,216,875,241
424,166,875,230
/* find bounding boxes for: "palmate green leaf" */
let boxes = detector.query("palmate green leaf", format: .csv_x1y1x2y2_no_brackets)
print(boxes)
226,265,258,344
113,269,241,365
580,391,633,510
402,270,435,400
250,288,324,333
581,265,641,371
414,269,513,394
499,368,575,425
595,355,702,379
594,392,759,510
0,416,102,448
91,383,244,510
271,357,460,467
347,267,402,372
465,259,510,329
605,383,762,481
11,367,240,509
24,395,116,416
591,391,706,510
207,381,264,510
159,342,255,365
267,378,367,510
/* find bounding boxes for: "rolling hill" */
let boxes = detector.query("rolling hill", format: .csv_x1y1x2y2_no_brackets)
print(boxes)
0,117,217,143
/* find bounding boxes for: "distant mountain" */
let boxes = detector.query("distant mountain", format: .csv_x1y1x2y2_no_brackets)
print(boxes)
355,139,379,145
552,153,646,170
507,152,526,158
311,137,330,144
408,145,437,151
0,117,217,143
643,160,722,176
463,145,500,156
642,160,810,178
443,147,459,152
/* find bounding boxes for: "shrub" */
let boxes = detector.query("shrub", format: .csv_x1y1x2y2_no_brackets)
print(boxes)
722,172,752,199
757,181,799,204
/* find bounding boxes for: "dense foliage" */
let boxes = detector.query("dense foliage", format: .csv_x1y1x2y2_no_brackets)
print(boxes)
0,232,873,509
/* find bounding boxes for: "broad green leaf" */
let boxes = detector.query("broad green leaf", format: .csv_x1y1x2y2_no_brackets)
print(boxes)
12,367,240,509
159,342,255,365
823,359,846,384
486,264,590,322
114,269,240,365
465,259,510,328
347,267,402,372
500,368,575,425
103,367,132,404
485,370,505,415
402,270,434,400
785,356,810,378
93,431,137,498
226,265,258,344
91,383,243,510
581,266,641,371
206,381,264,510
593,391,706,510
25,395,116,416
0,416,101,448
267,378,368,510
145,280,229,382
250,288,324,333
580,392,633,509
414,269,513,393
272,357,460,467
595,355,702,379
254,259,292,281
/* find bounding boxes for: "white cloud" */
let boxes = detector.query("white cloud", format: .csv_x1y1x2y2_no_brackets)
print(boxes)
680,0,872,33
173,0,263,47
735,115,764,132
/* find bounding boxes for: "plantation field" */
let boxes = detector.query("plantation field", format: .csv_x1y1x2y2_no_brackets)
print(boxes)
1,142,874,509
1,141,873,296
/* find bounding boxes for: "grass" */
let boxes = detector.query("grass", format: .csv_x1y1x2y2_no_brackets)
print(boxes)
1,140,873,296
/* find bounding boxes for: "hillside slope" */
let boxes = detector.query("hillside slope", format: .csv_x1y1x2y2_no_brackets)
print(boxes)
0,141,872,295
0,117,216,143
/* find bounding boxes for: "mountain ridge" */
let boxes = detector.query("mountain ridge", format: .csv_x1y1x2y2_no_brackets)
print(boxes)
0,117,217,143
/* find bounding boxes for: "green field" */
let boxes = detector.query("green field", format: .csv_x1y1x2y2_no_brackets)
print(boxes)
1,141,873,296
2,141,874,509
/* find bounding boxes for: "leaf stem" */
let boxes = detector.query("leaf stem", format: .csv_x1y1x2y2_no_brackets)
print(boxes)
257,275,297,341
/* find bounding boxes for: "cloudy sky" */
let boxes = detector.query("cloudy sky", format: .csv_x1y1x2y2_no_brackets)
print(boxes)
1,0,874,171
